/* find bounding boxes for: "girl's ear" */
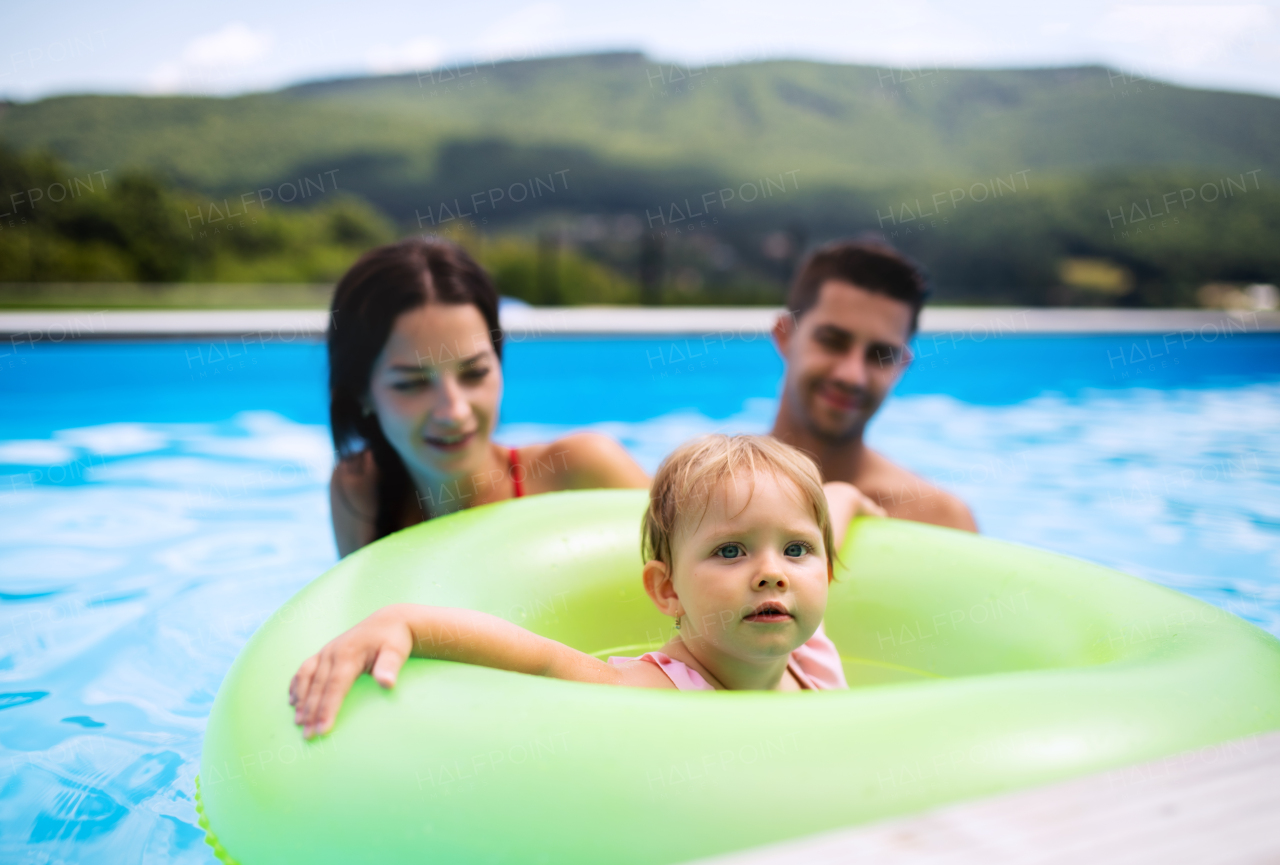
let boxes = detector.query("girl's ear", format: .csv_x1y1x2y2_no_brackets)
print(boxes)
643,559,680,618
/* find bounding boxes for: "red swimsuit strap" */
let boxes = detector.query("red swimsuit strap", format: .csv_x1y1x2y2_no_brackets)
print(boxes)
509,447,524,498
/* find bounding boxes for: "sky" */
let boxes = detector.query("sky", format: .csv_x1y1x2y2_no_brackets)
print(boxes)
3,0,1279,101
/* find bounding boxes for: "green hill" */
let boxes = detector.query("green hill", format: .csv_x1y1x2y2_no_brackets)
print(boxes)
2,52,1277,305
4,52,1277,202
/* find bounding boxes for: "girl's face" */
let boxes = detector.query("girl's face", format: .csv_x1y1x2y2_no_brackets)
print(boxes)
367,303,503,486
667,472,829,663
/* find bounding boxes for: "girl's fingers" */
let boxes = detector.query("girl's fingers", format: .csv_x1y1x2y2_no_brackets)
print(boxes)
371,645,408,688
291,624,409,737
289,657,315,705
291,655,319,717
300,651,336,736
314,657,365,735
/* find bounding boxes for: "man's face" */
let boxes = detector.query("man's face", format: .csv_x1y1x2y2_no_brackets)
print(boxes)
774,280,914,442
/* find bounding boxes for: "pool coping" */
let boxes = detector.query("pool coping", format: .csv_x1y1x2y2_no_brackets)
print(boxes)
0,306,1277,341
683,729,1280,865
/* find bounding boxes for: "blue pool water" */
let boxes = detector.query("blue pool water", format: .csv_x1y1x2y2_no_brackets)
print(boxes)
1,330,1278,862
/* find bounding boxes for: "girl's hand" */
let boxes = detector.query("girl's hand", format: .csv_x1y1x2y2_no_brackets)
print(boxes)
823,481,886,551
289,605,415,738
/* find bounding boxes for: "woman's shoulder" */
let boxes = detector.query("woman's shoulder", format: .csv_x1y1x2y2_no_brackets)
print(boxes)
516,434,648,492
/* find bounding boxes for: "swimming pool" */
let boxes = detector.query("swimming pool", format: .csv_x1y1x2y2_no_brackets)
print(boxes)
1,331,1278,862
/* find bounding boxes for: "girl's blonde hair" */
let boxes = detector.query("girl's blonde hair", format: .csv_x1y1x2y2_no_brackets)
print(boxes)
642,434,835,580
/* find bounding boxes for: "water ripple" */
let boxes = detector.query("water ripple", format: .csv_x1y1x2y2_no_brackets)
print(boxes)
1,343,1278,863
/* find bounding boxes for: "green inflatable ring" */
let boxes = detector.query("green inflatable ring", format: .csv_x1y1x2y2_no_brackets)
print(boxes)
198,489,1280,864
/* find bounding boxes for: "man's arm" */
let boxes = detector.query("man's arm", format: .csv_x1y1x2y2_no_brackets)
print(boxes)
877,484,978,532
823,481,887,550
858,451,978,533
933,492,978,532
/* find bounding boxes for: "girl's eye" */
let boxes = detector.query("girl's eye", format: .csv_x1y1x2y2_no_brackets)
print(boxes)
717,544,743,559
391,379,431,391
784,542,808,557
460,367,490,382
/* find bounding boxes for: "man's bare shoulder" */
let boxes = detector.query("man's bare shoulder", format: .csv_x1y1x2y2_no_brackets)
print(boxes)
856,450,978,532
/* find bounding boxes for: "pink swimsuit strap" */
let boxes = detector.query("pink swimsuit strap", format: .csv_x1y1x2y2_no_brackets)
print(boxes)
508,447,524,498
607,624,847,691
610,652,714,689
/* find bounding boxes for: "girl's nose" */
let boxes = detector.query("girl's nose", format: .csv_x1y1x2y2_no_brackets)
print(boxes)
753,554,788,591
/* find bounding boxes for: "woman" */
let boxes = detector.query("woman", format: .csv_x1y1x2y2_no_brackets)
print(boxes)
328,238,648,557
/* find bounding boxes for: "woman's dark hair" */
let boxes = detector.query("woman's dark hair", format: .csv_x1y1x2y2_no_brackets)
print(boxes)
328,237,503,540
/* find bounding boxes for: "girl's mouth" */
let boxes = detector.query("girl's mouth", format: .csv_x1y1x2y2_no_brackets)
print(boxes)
743,602,793,623
423,431,475,452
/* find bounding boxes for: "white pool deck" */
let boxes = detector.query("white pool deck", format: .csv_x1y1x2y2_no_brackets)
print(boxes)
685,730,1280,865
0,306,1277,339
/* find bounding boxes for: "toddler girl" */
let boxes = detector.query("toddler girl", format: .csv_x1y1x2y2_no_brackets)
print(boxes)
290,434,848,738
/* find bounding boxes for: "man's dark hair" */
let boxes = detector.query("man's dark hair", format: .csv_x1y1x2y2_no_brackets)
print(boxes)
787,239,928,334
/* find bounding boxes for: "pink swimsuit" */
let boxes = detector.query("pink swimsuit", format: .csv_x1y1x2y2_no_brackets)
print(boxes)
607,623,848,690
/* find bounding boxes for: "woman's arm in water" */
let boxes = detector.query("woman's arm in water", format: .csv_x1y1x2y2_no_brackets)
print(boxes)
289,604,670,737
329,452,377,558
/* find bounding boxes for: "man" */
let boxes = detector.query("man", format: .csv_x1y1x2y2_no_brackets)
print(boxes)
771,239,978,532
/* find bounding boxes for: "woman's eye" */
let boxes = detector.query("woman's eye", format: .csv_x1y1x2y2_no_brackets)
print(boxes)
785,542,807,557
391,379,430,391
717,544,743,559
460,367,490,382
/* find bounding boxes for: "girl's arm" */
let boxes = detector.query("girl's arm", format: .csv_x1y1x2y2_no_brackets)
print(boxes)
289,604,664,737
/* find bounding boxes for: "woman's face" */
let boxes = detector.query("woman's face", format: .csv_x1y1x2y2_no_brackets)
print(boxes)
367,303,503,486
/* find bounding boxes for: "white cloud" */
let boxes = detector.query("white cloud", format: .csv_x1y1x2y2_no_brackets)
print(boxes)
184,22,273,66
1098,4,1271,67
474,2,568,63
366,36,445,74
11,1,1280,100
147,22,273,93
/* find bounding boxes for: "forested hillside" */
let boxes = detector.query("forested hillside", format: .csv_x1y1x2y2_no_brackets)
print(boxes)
2,52,1276,305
